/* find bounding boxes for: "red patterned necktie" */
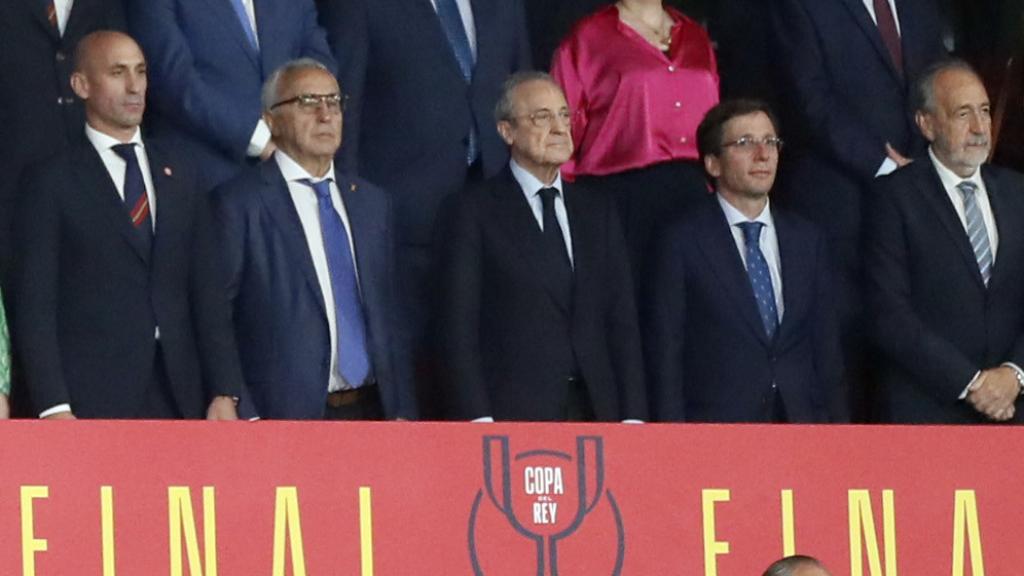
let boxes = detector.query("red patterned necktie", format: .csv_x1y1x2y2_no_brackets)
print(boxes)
46,0,58,31
873,0,903,73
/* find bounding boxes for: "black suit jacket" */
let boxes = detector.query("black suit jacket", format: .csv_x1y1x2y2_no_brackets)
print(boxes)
433,168,647,421
211,161,414,419
319,0,532,245
866,161,1024,423
13,138,243,418
0,0,124,282
645,197,845,422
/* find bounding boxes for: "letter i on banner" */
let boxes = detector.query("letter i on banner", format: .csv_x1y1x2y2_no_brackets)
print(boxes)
951,490,985,576
102,487,116,576
702,489,731,576
848,490,897,576
21,486,49,576
168,487,218,576
781,490,795,557
360,487,374,576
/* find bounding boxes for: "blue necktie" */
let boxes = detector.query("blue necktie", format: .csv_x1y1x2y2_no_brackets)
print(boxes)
957,181,993,285
111,143,153,252
299,178,371,387
228,0,259,51
435,0,478,164
738,222,779,338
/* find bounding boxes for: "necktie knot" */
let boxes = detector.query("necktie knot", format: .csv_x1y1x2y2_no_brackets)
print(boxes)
539,187,560,208
957,180,978,200
737,221,765,247
112,143,138,163
299,178,334,201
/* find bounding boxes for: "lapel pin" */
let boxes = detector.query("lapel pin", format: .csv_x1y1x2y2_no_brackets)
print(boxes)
164,166,173,177
350,183,357,192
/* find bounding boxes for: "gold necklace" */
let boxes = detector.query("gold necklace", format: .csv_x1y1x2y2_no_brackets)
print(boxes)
617,1,673,50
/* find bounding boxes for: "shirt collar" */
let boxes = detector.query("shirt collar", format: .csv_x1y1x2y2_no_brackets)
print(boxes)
85,124,144,153
928,146,983,192
717,193,774,228
274,150,336,185
510,158,563,197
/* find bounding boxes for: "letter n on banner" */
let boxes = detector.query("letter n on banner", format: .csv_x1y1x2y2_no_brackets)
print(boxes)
848,490,897,576
168,487,218,576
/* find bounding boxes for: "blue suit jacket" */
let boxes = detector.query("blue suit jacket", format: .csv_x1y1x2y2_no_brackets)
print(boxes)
211,160,414,419
644,197,846,423
319,0,531,244
129,0,336,191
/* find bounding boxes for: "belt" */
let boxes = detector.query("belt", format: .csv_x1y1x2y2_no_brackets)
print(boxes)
326,381,377,408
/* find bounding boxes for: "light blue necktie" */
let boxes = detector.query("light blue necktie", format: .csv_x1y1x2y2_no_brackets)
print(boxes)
435,0,478,164
738,222,779,338
957,181,993,286
228,0,259,51
299,178,371,387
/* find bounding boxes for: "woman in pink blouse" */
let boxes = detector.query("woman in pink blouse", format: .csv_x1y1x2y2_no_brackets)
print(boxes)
551,0,719,278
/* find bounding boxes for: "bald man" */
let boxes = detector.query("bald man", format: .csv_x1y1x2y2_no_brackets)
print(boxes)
14,31,245,420
762,555,833,576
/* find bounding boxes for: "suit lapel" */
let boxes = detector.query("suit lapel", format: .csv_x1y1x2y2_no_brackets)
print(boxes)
838,0,904,83
774,212,809,347
31,0,60,41
148,144,187,264
417,0,474,83
337,174,380,293
73,142,151,265
490,169,571,315
917,164,987,290
695,201,771,347
983,167,1019,291
258,163,329,317
201,0,260,70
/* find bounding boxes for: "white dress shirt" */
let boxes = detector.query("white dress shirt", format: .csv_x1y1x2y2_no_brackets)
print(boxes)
510,159,574,266
275,151,361,393
52,0,74,36
235,0,272,157
429,0,477,57
718,194,785,322
929,147,999,259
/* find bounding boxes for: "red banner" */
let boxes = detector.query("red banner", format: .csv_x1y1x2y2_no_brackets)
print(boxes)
0,422,1015,575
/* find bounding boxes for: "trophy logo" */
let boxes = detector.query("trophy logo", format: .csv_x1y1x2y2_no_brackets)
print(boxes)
468,435,625,575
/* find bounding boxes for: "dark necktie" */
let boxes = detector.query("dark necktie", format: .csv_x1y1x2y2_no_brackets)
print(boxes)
539,187,573,302
957,181,993,286
111,143,153,251
435,0,478,164
738,222,779,338
873,0,903,73
298,178,371,388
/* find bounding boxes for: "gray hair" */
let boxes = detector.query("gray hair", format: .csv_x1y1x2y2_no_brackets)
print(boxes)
261,58,333,112
494,71,562,122
912,58,982,114
762,555,829,576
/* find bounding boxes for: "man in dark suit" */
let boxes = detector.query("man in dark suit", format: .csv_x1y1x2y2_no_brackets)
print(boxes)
318,0,531,416
0,0,124,285
211,60,414,420
645,99,845,423
771,0,949,419
866,60,1024,423
128,0,335,191
434,72,646,422
14,31,244,419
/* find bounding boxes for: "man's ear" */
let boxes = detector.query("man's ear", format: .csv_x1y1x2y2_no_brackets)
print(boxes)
915,110,935,142
704,153,722,179
497,120,515,147
263,111,276,136
70,71,89,100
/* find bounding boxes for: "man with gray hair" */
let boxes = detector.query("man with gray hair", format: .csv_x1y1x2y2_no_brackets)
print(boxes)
433,71,646,421
762,555,832,576
866,59,1024,423
211,59,414,420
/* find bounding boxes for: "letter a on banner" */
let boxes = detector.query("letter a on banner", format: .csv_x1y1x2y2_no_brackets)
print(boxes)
848,490,898,576
273,487,308,576
168,487,218,576
951,490,985,576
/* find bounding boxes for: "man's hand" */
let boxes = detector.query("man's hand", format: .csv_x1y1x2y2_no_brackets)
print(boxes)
885,143,912,167
0,393,9,419
259,140,277,161
206,396,240,420
44,412,76,420
967,367,1020,421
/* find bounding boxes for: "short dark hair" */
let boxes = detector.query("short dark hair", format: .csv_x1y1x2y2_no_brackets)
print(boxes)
696,98,780,163
762,555,828,576
911,58,983,114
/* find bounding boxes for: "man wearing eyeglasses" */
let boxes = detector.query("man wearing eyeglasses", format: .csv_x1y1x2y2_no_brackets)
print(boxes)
211,59,414,420
645,99,846,423
433,71,646,422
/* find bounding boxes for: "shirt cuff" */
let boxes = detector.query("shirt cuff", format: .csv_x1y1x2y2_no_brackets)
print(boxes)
472,416,494,423
39,404,72,419
875,157,899,177
246,119,271,157
621,419,645,424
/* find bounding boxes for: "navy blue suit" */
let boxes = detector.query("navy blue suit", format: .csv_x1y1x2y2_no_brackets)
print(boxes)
211,161,414,419
129,0,336,191
866,161,1024,423
645,197,846,422
14,139,243,418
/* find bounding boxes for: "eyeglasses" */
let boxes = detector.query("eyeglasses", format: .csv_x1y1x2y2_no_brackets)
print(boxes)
270,93,348,113
721,136,784,152
508,109,572,128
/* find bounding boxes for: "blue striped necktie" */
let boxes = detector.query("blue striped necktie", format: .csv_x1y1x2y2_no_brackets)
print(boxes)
738,221,779,338
957,181,993,285
435,0,478,164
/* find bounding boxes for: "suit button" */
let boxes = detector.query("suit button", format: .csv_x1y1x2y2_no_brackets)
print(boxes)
56,51,66,62
56,96,64,105
667,65,676,72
